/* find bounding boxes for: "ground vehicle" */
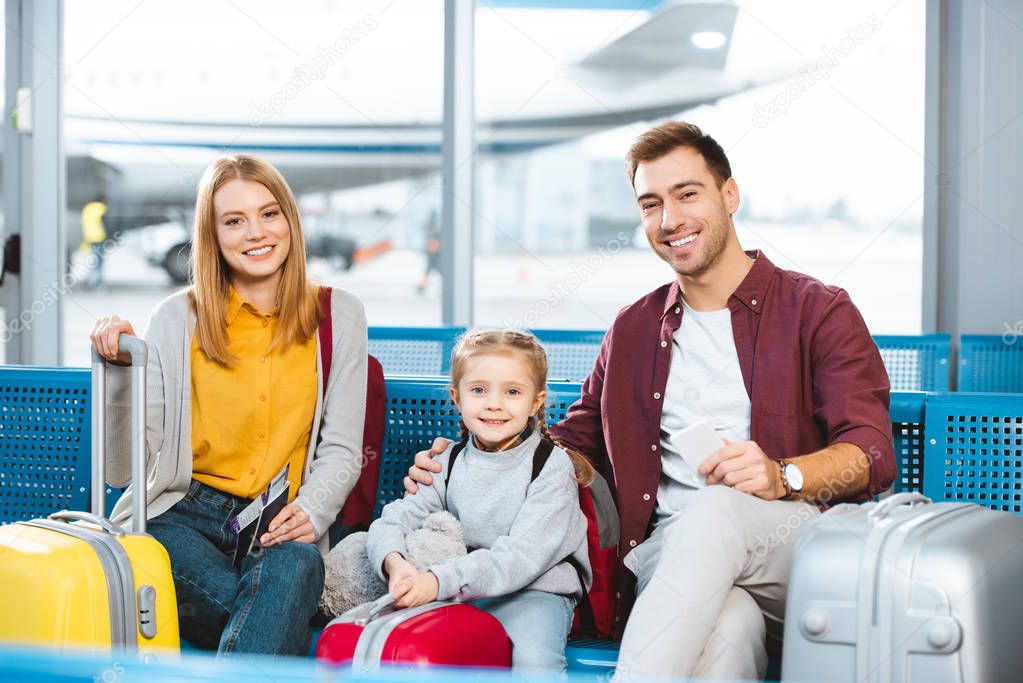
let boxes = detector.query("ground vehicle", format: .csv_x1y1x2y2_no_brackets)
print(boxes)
144,222,357,284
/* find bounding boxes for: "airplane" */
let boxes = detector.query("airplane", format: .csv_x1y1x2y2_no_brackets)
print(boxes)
58,0,791,282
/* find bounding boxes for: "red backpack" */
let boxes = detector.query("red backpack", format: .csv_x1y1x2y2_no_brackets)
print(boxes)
574,473,619,639
317,287,386,534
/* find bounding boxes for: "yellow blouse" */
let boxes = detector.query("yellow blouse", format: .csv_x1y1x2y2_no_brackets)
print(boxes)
190,288,317,501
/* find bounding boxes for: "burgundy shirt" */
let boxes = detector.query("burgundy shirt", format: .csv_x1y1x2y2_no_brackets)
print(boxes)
549,250,895,632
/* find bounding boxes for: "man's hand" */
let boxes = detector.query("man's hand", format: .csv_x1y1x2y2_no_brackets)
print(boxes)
403,437,451,494
385,552,439,608
699,440,785,500
261,503,316,546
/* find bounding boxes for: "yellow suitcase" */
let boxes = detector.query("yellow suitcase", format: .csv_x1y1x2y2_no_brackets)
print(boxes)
0,336,179,656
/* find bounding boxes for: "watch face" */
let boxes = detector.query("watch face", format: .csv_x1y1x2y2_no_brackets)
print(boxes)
786,463,804,491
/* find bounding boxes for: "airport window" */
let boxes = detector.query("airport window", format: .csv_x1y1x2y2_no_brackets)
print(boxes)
62,0,444,365
57,0,922,366
472,0,924,334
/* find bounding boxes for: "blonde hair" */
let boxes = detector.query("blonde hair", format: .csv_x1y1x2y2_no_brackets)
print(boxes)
189,155,321,366
450,329,596,485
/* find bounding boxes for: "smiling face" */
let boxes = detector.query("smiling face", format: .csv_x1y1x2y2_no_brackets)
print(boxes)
634,145,740,280
213,178,292,290
450,351,547,452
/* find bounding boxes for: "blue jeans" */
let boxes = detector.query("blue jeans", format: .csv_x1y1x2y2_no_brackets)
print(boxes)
147,480,325,656
468,590,576,671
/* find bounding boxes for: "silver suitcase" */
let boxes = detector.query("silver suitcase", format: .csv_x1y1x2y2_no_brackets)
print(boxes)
782,492,1023,682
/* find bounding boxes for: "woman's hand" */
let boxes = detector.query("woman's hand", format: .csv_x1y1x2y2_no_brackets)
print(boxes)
261,503,316,546
90,316,137,365
403,437,451,494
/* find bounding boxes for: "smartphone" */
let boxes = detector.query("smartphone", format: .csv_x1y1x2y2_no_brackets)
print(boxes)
667,419,725,485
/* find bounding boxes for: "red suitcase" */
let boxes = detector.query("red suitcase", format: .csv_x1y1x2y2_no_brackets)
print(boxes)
317,595,512,669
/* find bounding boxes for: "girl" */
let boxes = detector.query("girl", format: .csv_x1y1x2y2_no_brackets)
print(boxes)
366,329,593,671
90,155,367,655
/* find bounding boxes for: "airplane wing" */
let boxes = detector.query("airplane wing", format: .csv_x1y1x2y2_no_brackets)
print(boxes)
577,1,738,74
63,0,786,205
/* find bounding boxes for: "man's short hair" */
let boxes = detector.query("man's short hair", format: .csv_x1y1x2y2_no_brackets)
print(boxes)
626,121,732,188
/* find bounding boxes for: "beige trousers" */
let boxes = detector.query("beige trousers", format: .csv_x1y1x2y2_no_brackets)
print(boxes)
616,485,820,680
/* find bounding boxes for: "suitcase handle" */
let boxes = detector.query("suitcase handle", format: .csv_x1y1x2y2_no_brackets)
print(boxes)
48,511,127,536
868,491,931,524
350,594,397,626
91,334,149,533
89,335,148,368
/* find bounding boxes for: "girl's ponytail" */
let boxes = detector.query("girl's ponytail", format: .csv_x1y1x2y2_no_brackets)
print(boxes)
537,410,596,486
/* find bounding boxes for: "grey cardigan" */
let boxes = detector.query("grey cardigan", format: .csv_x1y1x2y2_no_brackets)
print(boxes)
105,287,368,555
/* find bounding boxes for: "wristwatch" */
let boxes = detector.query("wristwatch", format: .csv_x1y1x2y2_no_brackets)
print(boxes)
779,459,805,500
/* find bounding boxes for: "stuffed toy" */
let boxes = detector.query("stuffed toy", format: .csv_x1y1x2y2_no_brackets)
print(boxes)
319,510,468,618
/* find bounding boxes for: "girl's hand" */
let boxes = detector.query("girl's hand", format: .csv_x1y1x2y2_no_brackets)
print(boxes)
261,503,316,546
90,316,137,364
385,553,417,594
392,570,439,609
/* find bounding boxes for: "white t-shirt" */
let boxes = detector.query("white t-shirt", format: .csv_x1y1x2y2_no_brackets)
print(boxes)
655,297,752,521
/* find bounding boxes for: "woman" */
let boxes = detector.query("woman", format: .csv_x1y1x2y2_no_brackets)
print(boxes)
91,155,367,656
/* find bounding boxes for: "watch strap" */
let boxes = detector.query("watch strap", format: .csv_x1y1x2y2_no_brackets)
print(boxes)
778,459,793,499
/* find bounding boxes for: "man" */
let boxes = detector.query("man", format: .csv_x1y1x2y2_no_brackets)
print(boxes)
418,210,442,294
406,121,895,679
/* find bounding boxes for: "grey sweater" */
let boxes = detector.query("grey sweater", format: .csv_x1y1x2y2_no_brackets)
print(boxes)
367,430,592,601
104,288,368,555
